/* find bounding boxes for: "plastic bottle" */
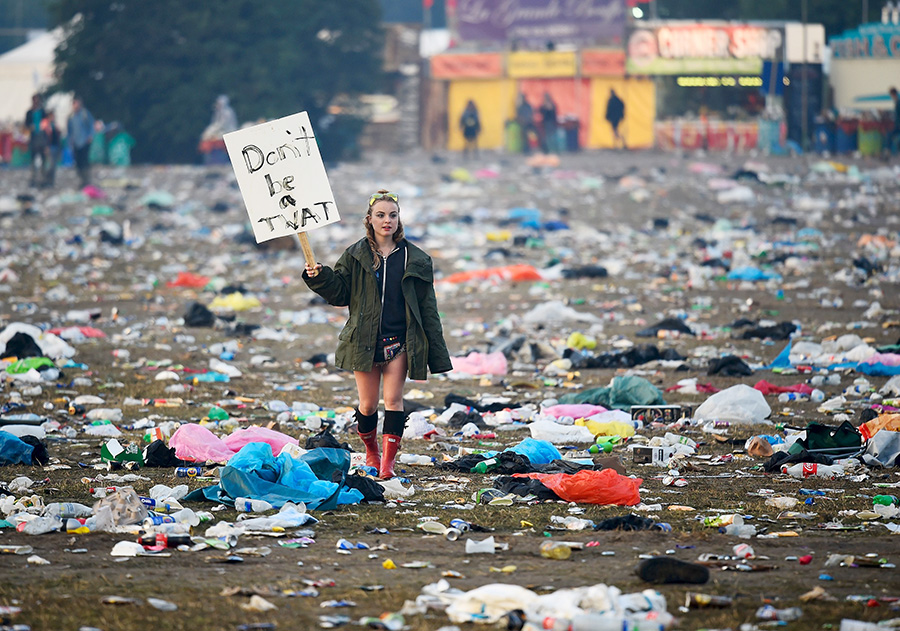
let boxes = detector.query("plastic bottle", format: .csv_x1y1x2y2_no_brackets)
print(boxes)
398,454,434,466
139,533,193,548
777,392,803,403
234,497,274,512
664,432,696,448
733,543,755,558
810,389,825,403
19,515,63,535
756,605,802,621
472,458,499,474
540,616,663,631
44,502,93,519
588,440,613,454
539,541,571,560
140,497,183,513
571,615,664,631
781,463,844,479
65,518,90,534
873,495,899,506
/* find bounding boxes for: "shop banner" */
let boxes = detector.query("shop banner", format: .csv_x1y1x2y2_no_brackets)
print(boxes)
431,53,504,78
830,23,900,59
456,0,625,47
581,49,626,77
508,51,577,78
627,23,781,75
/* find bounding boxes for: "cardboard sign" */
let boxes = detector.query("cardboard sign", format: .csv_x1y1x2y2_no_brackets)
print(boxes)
223,111,340,242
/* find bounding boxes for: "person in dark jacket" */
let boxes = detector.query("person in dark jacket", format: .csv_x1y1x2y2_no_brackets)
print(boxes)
605,88,626,149
24,94,47,188
459,100,481,159
303,190,452,479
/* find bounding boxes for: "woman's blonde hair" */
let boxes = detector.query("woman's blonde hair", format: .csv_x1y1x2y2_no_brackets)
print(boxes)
365,189,404,270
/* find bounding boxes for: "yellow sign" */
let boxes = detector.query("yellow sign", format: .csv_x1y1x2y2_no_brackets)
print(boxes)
507,51,577,78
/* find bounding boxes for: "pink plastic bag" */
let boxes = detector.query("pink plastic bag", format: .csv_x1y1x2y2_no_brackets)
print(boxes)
542,404,607,420
451,351,508,376
222,426,299,455
169,423,236,464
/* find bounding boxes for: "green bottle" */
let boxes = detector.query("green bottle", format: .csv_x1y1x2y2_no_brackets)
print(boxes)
472,458,498,474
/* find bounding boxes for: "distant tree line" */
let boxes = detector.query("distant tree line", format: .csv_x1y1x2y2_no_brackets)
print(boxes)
48,0,385,164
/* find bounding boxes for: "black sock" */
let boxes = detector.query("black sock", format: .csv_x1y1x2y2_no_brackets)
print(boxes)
355,409,378,433
383,409,406,437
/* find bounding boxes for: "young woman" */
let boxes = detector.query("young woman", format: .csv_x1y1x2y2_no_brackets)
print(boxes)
303,190,452,478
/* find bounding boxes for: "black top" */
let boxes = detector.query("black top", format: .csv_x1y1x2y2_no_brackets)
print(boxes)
375,240,407,342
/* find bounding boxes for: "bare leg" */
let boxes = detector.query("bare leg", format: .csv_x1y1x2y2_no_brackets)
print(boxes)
381,352,408,412
354,368,383,416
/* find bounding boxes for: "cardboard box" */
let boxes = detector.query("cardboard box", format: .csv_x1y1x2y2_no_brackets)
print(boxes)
633,446,675,465
101,438,144,466
630,405,693,424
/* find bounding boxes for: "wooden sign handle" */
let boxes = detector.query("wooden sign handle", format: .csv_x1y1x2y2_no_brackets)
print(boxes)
298,232,318,273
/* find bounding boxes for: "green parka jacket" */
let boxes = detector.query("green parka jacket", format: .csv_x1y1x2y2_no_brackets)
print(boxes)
303,237,452,380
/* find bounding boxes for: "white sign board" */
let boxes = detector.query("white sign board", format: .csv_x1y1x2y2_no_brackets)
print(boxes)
223,111,340,242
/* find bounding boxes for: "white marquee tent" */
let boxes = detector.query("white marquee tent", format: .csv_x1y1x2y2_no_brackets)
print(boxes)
0,28,62,126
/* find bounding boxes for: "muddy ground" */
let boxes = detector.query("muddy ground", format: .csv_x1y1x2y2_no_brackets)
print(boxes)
0,148,899,631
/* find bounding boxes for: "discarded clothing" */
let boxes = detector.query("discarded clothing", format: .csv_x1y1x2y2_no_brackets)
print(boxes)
636,318,694,338
708,355,753,376
594,514,666,532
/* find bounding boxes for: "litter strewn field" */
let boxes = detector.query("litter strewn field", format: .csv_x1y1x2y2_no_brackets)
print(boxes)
0,149,899,631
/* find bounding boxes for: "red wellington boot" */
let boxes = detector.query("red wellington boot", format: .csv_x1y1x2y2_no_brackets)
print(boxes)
358,429,381,469
379,434,401,480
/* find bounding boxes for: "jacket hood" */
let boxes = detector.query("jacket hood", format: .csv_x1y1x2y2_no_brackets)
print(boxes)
346,237,433,282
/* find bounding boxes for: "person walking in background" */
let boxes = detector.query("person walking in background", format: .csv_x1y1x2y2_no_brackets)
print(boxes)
605,88,626,149
41,110,62,188
539,92,558,153
516,93,536,154
24,94,47,188
67,97,95,187
302,190,452,479
459,100,481,159
889,87,900,157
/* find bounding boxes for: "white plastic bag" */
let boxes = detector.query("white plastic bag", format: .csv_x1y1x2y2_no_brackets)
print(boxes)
694,384,771,424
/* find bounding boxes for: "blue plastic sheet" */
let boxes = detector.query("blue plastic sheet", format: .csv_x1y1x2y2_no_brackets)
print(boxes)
727,266,782,281
768,341,792,369
0,431,35,466
853,362,900,377
186,444,363,510
505,438,561,465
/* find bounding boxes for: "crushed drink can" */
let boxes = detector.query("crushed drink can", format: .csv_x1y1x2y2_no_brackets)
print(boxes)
175,466,203,478
450,518,470,533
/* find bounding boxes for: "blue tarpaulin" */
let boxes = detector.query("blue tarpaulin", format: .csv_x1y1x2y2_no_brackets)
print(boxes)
185,444,363,510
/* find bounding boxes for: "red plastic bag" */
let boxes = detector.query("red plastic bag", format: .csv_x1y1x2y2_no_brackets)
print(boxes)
167,272,210,288
514,468,642,505
442,264,543,284
753,380,813,396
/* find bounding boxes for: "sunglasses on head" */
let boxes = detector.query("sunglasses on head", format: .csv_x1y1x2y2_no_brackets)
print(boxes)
369,192,399,206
